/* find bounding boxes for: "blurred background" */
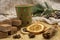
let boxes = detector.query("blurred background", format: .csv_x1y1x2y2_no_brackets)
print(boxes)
0,0,60,17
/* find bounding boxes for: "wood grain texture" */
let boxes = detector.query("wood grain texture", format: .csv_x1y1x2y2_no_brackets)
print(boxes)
0,21,60,40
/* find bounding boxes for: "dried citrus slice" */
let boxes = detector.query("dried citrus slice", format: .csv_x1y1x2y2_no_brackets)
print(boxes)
21,27,29,34
27,23,44,34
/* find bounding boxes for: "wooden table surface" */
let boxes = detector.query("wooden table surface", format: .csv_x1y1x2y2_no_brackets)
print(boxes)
0,22,60,40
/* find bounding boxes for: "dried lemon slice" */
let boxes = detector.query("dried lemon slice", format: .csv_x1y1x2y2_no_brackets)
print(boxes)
21,27,29,34
27,23,44,34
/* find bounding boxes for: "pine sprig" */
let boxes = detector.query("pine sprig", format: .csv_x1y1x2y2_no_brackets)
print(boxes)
32,2,55,17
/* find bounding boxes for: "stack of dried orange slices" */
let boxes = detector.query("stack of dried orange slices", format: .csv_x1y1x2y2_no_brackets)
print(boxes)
21,23,46,34
26,23,45,34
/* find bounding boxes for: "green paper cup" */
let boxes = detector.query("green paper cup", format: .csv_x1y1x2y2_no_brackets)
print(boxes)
15,4,33,26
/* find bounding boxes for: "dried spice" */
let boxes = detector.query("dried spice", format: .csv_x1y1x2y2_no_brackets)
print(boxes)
13,34,21,39
28,33,35,38
42,27,57,39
